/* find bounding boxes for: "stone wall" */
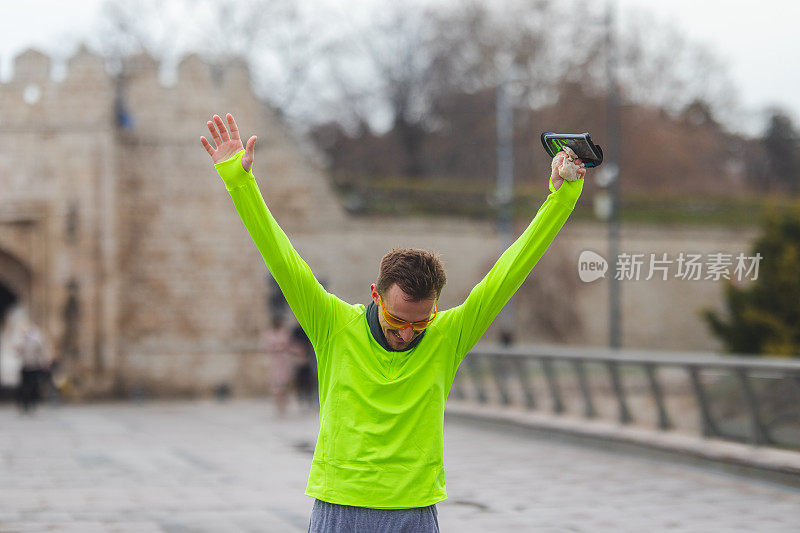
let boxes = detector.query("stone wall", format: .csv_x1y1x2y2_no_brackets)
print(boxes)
108,51,348,397
0,47,115,389
514,222,760,351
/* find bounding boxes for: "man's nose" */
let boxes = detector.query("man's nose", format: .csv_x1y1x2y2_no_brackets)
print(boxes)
398,327,416,341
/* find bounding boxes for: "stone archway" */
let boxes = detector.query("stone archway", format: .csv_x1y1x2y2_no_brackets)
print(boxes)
0,283,19,393
0,250,32,395
0,284,17,322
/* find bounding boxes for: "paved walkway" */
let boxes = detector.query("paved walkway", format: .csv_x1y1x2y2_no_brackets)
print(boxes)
1,400,798,532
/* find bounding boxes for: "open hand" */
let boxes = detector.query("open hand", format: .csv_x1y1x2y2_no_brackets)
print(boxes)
200,113,257,172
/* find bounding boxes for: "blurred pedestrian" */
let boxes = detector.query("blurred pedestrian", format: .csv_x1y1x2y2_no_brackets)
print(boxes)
259,315,294,417
291,324,316,410
14,319,50,414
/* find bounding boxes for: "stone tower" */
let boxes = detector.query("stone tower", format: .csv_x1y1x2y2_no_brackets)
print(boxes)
0,46,346,397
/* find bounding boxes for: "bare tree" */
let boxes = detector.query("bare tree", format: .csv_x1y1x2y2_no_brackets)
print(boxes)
93,0,201,73
312,0,563,177
91,0,324,127
612,8,738,122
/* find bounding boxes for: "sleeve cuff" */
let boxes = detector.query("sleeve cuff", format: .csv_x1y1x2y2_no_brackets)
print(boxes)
548,175,584,210
214,149,255,191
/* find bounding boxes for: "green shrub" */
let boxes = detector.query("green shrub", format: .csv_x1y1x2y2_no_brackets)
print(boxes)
703,208,800,357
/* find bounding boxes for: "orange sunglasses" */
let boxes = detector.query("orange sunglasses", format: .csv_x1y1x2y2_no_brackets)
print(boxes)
377,294,438,331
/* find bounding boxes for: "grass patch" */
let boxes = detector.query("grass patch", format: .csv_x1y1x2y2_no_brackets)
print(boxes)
333,175,800,227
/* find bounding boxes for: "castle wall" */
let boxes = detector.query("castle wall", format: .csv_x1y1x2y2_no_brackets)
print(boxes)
0,47,114,388
514,222,760,351
111,52,348,396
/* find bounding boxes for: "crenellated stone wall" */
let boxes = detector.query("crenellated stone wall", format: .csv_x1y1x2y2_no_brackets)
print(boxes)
0,45,350,397
0,46,116,391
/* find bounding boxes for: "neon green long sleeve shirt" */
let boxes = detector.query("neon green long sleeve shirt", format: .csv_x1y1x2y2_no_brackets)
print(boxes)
215,150,583,509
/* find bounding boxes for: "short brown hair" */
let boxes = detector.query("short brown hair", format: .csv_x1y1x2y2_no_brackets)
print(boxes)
377,248,446,301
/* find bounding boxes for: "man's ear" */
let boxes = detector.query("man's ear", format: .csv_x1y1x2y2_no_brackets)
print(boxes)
369,283,379,304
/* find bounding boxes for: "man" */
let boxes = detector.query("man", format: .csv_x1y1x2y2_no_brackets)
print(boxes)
14,318,50,413
201,113,586,532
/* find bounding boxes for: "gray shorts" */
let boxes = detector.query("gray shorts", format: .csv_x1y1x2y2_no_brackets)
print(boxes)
307,499,440,533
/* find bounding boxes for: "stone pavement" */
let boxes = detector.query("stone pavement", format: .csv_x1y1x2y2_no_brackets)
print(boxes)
1,400,798,533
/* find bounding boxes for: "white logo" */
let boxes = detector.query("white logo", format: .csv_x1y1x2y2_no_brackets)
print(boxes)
577,251,762,282
578,250,608,283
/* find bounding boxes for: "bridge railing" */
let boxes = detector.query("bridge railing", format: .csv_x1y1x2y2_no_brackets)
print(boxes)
453,345,800,450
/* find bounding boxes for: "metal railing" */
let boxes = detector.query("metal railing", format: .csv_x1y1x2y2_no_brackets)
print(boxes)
453,345,800,450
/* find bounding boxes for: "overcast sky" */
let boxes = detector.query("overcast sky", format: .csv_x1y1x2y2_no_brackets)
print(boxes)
1,0,798,136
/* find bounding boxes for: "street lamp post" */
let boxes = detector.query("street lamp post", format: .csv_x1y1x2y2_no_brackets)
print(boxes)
605,0,622,350
496,79,515,344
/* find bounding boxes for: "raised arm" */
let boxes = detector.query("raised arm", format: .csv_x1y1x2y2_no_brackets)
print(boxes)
201,114,348,348
440,151,586,360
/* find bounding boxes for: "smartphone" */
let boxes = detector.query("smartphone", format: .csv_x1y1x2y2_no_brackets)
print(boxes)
540,132,604,168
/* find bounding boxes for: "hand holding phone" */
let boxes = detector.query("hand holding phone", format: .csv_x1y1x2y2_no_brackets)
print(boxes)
541,132,603,168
